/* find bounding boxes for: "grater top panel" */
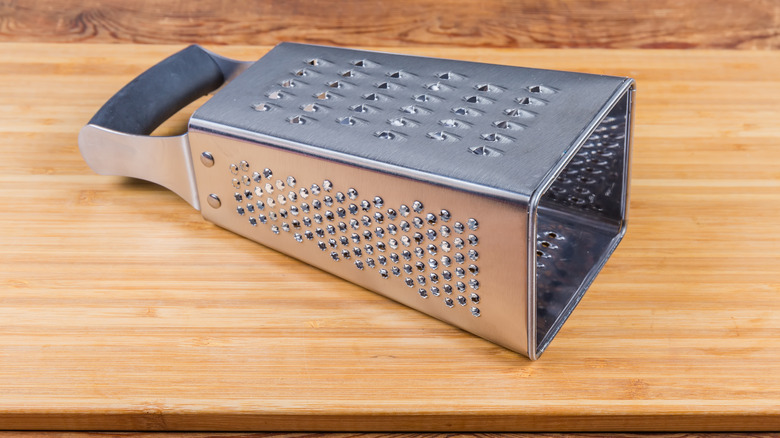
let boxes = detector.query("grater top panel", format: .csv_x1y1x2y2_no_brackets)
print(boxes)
191,43,631,198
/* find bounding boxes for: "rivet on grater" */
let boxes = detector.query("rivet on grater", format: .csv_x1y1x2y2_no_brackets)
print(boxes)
200,152,214,167
207,194,221,209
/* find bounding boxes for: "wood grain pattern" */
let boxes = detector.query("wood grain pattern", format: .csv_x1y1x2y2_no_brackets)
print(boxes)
0,0,778,49
0,434,776,438
0,43,779,431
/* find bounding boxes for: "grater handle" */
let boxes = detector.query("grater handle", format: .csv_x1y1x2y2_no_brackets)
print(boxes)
78,46,253,210
88,45,225,135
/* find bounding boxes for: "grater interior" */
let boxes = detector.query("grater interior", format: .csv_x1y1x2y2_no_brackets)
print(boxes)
533,92,631,355
184,43,634,359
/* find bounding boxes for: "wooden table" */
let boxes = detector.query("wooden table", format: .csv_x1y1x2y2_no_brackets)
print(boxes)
0,43,778,431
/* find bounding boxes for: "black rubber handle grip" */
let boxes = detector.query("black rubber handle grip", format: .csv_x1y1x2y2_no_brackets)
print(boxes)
89,45,225,135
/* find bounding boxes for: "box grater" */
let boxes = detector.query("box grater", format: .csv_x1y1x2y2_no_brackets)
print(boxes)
79,43,635,359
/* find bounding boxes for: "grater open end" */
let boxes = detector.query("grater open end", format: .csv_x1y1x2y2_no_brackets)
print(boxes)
533,89,632,356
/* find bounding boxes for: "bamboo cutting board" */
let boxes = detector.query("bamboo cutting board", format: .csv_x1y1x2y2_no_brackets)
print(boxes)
0,43,778,431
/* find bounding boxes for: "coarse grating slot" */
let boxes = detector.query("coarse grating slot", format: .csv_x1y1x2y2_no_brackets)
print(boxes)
534,90,630,354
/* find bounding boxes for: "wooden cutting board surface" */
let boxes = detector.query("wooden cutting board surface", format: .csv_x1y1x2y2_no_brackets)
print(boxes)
0,43,778,431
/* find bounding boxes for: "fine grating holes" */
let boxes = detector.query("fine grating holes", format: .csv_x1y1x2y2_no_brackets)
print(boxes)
227,149,485,315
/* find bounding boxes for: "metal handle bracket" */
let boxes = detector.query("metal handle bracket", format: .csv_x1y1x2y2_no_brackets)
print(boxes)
78,46,254,211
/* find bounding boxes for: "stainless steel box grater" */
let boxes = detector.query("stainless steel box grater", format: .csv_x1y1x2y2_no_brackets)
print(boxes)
79,43,635,359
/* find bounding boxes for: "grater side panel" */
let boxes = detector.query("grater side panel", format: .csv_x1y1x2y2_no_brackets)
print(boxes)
192,43,631,198
188,129,531,356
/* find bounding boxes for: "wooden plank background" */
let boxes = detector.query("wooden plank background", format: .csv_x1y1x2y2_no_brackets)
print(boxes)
0,43,779,431
0,434,774,438
0,0,778,49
